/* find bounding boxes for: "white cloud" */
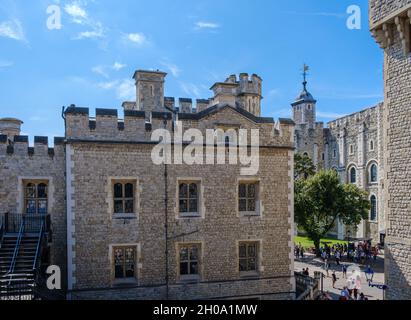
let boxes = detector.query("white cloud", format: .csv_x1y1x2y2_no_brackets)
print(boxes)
29,116,48,122
97,80,119,90
0,60,13,68
74,22,104,39
180,82,201,98
92,65,109,78
65,2,106,40
112,62,126,71
96,78,135,101
116,79,135,100
195,21,220,29
124,32,147,45
0,19,26,42
64,3,87,20
160,61,181,77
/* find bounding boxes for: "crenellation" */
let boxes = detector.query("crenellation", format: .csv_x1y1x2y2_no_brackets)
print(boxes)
34,136,49,157
164,97,175,110
196,99,210,113
179,98,193,113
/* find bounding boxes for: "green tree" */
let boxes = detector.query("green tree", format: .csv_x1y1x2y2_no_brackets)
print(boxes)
294,153,316,180
295,170,370,255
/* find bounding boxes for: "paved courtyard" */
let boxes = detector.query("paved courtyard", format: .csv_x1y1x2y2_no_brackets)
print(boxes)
295,252,385,300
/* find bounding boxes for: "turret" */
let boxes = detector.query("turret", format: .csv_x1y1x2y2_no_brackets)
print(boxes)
292,65,317,128
0,118,23,144
133,70,167,114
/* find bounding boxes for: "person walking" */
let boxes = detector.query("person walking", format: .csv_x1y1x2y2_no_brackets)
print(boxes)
324,258,330,277
335,250,341,266
332,271,338,289
342,264,347,279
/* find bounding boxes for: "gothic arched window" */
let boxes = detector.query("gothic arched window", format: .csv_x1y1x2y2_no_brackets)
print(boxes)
370,195,377,221
349,167,357,184
370,164,378,183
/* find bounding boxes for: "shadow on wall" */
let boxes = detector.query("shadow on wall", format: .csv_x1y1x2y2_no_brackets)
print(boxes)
385,244,411,300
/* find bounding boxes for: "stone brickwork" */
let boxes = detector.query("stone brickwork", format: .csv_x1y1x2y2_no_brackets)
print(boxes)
370,0,411,300
0,69,295,300
0,135,67,283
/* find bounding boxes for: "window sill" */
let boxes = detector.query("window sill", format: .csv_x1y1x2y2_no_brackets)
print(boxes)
239,212,261,218
113,213,138,220
112,278,138,287
179,214,202,219
179,275,201,284
239,272,260,279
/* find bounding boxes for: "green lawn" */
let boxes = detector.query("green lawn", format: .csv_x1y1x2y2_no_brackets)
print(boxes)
294,236,348,249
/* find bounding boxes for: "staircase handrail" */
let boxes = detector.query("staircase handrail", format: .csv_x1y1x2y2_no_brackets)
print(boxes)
32,216,45,271
0,214,4,248
7,215,25,275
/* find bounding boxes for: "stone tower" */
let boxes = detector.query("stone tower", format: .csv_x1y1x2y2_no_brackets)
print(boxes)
133,70,167,114
369,0,411,300
210,73,263,117
291,65,317,129
0,118,23,143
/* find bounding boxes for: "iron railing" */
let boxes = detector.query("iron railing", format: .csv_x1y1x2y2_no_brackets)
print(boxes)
0,213,54,300
0,216,4,248
1,213,50,234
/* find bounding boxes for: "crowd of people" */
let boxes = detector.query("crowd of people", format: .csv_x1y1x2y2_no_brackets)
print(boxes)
296,240,382,301
295,241,380,265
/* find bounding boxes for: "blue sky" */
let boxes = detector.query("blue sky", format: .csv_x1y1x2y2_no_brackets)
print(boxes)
0,0,383,141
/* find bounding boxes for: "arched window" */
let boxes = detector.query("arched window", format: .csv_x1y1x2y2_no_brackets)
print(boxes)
370,195,377,221
25,182,48,214
349,167,357,184
370,164,378,183
369,140,374,151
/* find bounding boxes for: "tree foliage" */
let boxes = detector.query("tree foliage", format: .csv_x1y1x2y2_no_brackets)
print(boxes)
294,153,316,180
295,170,370,254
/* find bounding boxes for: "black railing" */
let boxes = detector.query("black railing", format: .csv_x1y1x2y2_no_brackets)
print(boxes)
1,213,50,234
0,216,4,247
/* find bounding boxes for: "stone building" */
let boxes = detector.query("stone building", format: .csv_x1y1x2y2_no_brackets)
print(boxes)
369,0,411,300
0,70,295,300
293,74,385,244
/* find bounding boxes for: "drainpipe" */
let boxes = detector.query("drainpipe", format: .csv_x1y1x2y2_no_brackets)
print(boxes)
163,117,169,300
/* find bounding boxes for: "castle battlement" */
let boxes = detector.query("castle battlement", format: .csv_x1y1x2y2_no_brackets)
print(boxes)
0,134,65,157
327,103,382,130
64,105,174,141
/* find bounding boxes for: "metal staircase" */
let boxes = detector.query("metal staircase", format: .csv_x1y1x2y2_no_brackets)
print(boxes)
0,213,48,300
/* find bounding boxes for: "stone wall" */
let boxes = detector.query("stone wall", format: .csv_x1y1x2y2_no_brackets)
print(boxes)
326,104,384,241
370,0,411,300
66,104,295,299
0,135,67,284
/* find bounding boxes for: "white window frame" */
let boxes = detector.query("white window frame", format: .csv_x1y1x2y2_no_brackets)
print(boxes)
176,242,203,283
108,177,140,220
237,178,262,217
176,178,204,219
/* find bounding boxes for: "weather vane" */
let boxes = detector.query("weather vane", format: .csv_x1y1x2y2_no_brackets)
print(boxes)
302,63,309,89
